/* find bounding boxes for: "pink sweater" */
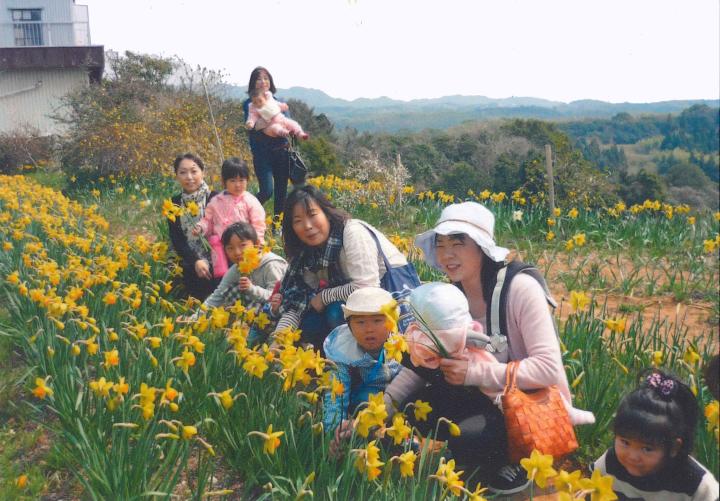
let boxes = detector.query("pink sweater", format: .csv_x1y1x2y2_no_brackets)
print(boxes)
198,191,266,246
385,274,594,425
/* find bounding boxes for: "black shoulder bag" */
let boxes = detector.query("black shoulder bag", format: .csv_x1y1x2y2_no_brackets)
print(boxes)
288,136,309,185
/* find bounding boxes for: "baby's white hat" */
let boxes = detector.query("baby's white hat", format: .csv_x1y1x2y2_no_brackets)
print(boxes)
409,282,472,330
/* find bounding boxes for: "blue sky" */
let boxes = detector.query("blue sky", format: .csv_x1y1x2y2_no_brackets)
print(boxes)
83,0,720,103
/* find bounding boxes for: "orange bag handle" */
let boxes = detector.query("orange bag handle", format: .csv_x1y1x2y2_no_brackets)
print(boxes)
504,360,520,394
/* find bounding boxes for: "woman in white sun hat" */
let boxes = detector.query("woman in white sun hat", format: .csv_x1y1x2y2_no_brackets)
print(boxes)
384,201,594,495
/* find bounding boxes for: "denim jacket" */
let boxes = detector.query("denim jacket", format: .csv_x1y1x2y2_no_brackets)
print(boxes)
322,324,402,431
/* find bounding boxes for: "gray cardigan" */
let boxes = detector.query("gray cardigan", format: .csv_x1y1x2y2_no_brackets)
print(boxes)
203,251,287,310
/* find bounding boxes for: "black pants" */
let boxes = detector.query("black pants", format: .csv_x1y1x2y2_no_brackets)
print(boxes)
181,264,221,302
406,384,508,482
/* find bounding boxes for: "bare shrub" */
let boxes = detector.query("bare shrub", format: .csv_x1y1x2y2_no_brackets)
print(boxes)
345,148,410,203
0,126,55,173
55,51,250,180
668,185,719,211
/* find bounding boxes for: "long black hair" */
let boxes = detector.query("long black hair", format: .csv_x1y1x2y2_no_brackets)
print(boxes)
281,185,350,259
439,233,505,302
614,369,699,458
247,66,277,95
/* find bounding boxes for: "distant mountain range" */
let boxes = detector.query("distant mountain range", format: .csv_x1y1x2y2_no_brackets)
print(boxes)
222,85,719,132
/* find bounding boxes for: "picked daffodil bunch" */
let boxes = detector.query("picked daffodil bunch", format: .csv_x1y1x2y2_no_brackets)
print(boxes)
237,245,263,275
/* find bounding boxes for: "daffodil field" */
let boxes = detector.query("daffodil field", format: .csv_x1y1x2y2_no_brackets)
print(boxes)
1,172,718,499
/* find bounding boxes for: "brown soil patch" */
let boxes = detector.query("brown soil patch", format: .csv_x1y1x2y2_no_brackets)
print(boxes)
511,250,719,339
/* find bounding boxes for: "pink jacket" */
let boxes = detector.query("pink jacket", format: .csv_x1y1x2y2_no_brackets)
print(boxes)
385,273,594,425
198,191,266,246
463,273,595,424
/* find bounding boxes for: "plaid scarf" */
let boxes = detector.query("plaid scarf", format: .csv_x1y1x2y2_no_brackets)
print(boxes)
280,222,348,316
179,181,212,259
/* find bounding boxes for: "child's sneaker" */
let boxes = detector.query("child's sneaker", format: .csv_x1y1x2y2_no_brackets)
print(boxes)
487,464,530,495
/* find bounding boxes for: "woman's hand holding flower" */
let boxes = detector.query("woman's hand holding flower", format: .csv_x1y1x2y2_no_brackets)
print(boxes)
194,259,211,279
439,357,469,385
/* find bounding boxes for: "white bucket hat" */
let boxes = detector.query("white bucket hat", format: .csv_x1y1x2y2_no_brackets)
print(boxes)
341,287,394,319
414,201,509,270
408,283,472,330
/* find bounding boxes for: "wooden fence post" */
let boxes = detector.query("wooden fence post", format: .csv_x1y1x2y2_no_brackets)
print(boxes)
545,144,555,214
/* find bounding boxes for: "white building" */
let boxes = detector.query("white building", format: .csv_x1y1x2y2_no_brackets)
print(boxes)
0,0,103,134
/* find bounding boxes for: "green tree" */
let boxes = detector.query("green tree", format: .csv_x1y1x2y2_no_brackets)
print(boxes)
664,162,711,190
299,136,343,176
661,105,720,153
492,153,524,193
617,170,667,205
502,119,617,206
108,51,174,87
434,161,492,198
286,99,335,138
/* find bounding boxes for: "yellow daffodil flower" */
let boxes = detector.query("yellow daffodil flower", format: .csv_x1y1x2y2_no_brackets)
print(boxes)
395,450,416,478
385,414,412,445
412,399,432,421
570,291,590,312
248,425,284,455
432,458,464,495
579,468,617,501
32,377,53,399
384,334,408,363
520,449,557,489
353,440,384,481
104,349,120,367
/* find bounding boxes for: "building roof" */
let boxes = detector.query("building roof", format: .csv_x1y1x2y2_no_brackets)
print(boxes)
0,45,104,82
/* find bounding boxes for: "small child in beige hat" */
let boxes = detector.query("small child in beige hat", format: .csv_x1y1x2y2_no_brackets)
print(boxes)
322,287,403,433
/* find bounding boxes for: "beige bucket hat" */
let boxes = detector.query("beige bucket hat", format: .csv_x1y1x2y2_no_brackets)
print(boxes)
341,287,394,319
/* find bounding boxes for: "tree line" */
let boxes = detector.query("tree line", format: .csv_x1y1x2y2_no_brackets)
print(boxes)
1,51,715,209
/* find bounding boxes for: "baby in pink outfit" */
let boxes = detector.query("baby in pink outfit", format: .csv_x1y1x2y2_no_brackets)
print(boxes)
404,282,496,370
245,89,309,139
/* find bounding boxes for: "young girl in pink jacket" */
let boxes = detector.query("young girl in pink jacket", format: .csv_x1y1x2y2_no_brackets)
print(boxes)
193,158,267,276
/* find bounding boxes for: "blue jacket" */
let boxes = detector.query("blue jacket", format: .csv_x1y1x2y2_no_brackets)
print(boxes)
322,324,402,431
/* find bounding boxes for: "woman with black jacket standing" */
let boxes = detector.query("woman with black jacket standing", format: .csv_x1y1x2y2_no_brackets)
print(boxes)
168,152,220,300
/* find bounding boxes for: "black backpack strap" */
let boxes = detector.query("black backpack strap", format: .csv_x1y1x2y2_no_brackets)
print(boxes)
487,261,558,353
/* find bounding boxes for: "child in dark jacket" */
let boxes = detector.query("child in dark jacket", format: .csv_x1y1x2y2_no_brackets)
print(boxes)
322,287,402,433
167,153,219,300
594,370,718,500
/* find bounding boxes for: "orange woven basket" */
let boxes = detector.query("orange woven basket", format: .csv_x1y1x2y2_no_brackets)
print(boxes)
501,360,578,463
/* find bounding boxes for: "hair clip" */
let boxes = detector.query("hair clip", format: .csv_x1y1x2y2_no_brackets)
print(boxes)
646,372,675,398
